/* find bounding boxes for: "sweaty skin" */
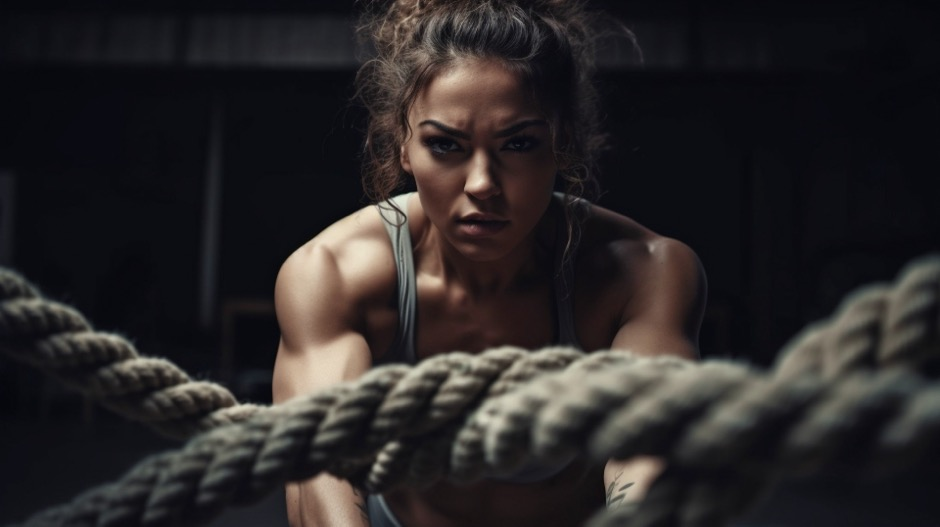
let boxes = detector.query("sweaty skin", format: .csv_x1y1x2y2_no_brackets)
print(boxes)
272,59,706,527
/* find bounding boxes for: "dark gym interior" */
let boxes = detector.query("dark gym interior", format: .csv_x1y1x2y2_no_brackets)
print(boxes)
1,1,938,525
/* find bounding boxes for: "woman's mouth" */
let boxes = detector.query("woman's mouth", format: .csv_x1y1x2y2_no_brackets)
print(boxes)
456,218,509,237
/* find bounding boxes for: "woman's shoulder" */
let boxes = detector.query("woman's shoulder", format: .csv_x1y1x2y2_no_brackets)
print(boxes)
277,199,404,309
578,201,684,254
576,201,704,298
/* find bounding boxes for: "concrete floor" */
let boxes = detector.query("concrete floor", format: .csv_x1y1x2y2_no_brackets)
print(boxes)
1,406,938,526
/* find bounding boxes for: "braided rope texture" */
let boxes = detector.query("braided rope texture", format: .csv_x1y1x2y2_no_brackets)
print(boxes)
0,254,937,527
0,269,264,439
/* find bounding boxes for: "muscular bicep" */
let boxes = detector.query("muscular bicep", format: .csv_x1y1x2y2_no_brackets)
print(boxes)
272,242,375,526
268,209,395,527
272,242,373,404
611,238,706,361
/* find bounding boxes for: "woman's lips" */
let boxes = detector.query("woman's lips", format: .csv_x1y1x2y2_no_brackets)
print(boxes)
456,218,509,237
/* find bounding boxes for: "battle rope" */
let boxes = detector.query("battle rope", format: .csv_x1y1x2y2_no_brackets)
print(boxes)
0,254,937,527
0,270,263,439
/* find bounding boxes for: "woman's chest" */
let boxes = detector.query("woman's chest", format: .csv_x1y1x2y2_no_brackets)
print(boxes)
412,277,620,359
414,281,556,358
365,263,627,361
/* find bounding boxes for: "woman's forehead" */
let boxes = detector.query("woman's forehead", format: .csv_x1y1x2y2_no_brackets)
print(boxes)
409,59,546,125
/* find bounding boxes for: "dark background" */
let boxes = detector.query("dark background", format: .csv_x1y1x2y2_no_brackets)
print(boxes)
0,1,938,525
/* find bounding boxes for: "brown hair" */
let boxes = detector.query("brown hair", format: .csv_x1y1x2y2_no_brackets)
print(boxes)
354,0,608,208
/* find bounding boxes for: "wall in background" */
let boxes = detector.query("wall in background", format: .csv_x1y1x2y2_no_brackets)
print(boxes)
1,1,938,407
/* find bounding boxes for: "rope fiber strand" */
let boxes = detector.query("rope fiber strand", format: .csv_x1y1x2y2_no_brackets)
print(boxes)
0,270,264,439
0,254,937,527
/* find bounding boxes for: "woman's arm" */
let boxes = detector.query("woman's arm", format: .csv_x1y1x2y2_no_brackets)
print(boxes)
603,237,707,506
272,239,376,527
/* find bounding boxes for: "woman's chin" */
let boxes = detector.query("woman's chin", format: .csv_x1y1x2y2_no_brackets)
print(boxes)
447,237,514,263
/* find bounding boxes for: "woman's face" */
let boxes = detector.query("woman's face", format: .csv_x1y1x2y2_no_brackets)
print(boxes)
401,58,558,262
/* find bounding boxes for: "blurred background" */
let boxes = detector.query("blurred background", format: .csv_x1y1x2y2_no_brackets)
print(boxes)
0,0,938,525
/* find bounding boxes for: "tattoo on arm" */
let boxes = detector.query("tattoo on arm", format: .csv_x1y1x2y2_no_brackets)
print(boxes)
605,470,635,508
352,487,369,522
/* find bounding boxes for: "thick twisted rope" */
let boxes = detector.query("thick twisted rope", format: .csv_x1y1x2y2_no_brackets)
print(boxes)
584,253,940,527
0,269,264,438
11,351,940,527
774,254,940,379
584,254,940,526
1,254,938,527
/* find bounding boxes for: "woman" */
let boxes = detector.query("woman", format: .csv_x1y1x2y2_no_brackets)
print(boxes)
272,1,706,525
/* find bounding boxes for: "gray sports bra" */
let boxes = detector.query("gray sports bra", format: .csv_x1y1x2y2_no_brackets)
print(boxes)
377,192,581,365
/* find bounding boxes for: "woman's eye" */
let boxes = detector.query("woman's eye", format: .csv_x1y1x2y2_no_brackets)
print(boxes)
424,137,461,155
503,136,539,152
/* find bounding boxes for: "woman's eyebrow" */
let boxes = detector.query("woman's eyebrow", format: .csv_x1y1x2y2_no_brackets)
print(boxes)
418,120,470,139
419,119,548,139
494,119,548,138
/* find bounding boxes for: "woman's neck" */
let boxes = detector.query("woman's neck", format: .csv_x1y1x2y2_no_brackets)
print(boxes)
417,208,557,297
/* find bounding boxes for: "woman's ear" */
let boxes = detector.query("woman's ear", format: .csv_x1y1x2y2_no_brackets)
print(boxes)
400,145,413,174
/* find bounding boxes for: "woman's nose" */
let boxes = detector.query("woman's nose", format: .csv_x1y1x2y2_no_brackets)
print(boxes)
464,151,501,200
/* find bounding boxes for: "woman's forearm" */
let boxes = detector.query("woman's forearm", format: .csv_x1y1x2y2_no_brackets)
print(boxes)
604,457,665,508
287,474,371,527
